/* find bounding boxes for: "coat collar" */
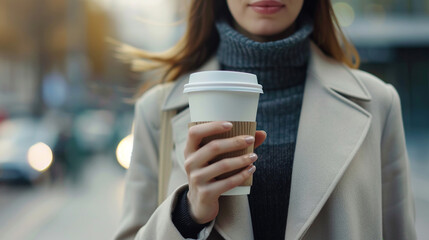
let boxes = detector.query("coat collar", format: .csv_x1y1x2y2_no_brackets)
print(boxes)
161,41,371,111
309,42,371,101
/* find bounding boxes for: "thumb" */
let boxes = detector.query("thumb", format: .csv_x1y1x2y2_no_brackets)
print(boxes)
254,130,267,149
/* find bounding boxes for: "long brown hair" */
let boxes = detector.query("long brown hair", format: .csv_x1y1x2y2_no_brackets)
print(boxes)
117,0,359,94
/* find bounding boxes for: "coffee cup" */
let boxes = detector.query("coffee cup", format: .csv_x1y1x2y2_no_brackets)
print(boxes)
184,70,263,195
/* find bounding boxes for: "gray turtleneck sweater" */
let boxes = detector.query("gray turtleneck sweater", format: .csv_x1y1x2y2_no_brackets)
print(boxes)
172,16,313,240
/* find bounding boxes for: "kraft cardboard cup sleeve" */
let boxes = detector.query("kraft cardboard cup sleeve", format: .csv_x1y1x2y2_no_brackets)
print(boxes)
184,71,263,195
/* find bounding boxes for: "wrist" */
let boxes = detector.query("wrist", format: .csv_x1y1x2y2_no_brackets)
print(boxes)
172,188,209,238
187,190,216,225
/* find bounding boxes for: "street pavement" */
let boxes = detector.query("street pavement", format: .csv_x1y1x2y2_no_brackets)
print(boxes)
0,154,125,240
0,135,428,240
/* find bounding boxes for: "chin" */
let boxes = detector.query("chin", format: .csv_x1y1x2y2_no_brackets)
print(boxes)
251,29,283,36
248,26,286,37
246,20,292,37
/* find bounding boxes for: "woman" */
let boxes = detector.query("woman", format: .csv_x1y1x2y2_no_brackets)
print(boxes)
115,0,416,239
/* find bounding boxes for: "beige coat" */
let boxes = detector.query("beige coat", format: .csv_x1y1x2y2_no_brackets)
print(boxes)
114,43,416,240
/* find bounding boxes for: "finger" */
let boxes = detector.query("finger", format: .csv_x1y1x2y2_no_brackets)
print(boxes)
192,153,258,183
254,130,267,149
188,135,255,169
185,121,233,157
208,164,256,196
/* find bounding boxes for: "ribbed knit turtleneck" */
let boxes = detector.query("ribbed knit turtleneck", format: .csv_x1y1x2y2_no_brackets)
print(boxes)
216,17,313,91
217,17,313,240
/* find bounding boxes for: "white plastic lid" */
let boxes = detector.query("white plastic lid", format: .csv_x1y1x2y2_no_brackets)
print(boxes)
184,71,263,94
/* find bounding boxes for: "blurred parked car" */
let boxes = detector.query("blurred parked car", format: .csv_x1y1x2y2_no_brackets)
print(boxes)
0,117,63,184
72,110,116,154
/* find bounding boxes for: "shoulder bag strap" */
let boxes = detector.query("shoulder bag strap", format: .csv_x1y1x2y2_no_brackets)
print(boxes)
157,101,177,206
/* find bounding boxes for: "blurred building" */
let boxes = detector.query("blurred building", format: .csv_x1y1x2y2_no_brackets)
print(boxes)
332,0,429,134
0,0,95,115
0,0,184,115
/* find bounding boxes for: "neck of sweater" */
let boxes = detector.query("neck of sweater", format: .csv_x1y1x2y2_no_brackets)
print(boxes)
215,17,313,91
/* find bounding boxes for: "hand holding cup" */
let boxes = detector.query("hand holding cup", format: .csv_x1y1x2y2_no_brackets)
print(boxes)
184,121,266,224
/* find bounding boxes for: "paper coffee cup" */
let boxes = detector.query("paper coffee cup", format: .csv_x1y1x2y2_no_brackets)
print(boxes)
184,71,263,195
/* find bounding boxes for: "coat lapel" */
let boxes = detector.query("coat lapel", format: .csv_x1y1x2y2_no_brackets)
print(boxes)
284,43,372,240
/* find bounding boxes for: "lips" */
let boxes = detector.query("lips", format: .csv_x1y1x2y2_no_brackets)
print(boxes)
249,0,284,7
248,1,285,14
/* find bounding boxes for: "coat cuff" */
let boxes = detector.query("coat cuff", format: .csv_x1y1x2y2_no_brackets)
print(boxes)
135,184,215,240
172,188,211,238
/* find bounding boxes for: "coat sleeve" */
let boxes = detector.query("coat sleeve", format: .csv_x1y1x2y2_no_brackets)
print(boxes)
380,84,416,240
114,85,215,240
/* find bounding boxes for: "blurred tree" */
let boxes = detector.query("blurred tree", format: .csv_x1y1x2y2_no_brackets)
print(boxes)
0,0,68,114
0,1,36,57
0,0,126,113
85,0,110,79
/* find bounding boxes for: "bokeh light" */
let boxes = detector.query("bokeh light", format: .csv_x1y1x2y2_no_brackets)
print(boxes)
333,2,355,27
27,142,53,172
116,134,133,169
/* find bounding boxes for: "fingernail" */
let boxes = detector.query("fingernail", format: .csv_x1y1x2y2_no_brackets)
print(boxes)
222,122,233,129
249,153,258,162
244,136,255,144
248,165,256,173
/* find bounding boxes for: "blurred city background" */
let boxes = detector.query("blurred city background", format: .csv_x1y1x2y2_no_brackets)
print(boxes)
0,0,427,239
